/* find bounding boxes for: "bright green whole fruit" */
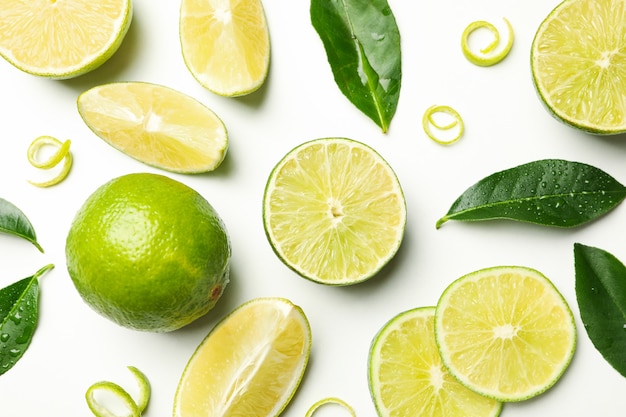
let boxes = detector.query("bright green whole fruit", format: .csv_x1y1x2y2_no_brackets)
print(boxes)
65,173,230,332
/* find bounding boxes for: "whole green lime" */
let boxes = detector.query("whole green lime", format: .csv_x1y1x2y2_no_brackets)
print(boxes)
65,173,230,332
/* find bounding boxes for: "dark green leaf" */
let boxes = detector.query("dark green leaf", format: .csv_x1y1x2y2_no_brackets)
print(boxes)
574,243,626,377
436,159,626,228
310,0,401,133
0,264,53,375
0,198,43,252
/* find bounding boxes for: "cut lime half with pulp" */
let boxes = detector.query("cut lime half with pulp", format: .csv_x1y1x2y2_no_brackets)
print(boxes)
531,0,626,134
263,138,406,285
0,0,132,78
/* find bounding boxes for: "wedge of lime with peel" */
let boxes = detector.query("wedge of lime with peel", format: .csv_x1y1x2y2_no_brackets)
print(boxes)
180,0,270,97
531,0,626,134
0,0,132,79
77,82,228,174
369,306,502,417
263,138,406,285
173,297,311,417
435,266,576,402
65,173,231,332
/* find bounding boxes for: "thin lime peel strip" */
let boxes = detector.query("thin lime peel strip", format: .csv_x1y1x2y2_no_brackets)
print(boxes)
27,135,72,187
305,397,356,417
461,18,514,66
422,105,464,145
85,366,151,417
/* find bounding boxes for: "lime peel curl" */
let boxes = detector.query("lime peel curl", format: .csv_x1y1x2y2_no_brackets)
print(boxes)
305,397,356,417
27,135,72,187
85,366,151,417
422,105,464,145
461,18,514,66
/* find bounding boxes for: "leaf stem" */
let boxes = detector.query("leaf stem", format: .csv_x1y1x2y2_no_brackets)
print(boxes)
33,264,55,280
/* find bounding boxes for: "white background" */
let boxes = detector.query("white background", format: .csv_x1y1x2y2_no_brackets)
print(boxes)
2,1,626,416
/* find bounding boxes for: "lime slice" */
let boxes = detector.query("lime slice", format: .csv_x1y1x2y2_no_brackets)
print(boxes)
173,297,311,417
180,0,270,97
531,0,626,134
434,266,577,402
369,306,502,417
0,0,132,79
77,82,228,174
262,138,406,285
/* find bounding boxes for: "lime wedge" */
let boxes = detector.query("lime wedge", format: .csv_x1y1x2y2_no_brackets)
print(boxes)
77,82,227,174
173,297,311,417
180,0,270,96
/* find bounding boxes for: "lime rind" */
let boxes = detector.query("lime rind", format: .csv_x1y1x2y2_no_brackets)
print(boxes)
27,136,73,187
461,18,514,67
85,366,150,417
434,266,577,402
422,105,465,145
305,397,356,417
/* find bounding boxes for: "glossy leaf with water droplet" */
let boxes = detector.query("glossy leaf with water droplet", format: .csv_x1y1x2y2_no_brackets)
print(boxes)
574,243,626,377
0,264,53,375
436,159,626,228
310,0,401,133
0,198,43,252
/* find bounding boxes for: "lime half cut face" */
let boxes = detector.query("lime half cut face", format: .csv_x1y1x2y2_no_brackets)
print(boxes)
263,138,406,285
531,0,626,134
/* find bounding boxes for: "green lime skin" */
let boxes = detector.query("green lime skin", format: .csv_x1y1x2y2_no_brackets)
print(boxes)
65,173,230,332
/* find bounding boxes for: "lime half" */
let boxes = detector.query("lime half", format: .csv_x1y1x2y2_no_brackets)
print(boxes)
531,0,626,134
0,0,132,78
263,138,406,285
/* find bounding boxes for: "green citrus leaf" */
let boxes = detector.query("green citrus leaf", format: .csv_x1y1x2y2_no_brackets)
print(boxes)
0,198,43,253
574,243,626,377
310,0,401,133
0,264,54,375
436,159,626,228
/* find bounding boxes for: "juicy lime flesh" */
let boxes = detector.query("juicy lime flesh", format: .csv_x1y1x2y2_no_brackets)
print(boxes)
180,0,270,96
65,173,231,332
369,307,501,417
264,138,406,285
77,82,228,173
174,298,311,417
532,0,626,133
435,267,576,401
0,0,131,78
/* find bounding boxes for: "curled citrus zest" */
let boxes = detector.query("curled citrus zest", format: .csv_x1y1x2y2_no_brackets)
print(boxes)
461,18,514,66
127,366,151,413
422,105,464,145
305,397,356,417
85,366,151,417
27,135,73,187
86,381,140,417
